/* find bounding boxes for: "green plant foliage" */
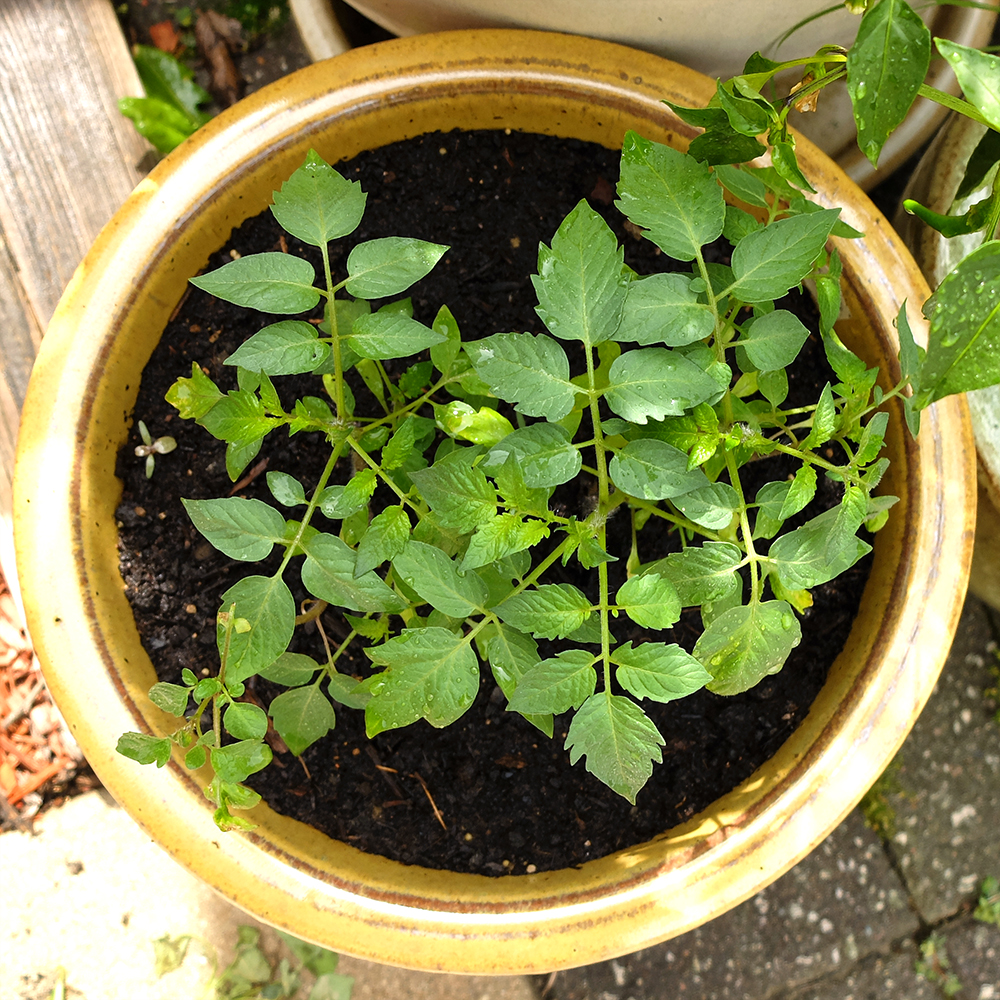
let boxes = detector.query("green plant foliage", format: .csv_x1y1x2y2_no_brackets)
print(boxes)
119,45,211,154
153,921,352,1000
117,123,999,819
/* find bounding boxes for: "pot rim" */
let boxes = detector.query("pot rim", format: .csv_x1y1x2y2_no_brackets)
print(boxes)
13,29,975,973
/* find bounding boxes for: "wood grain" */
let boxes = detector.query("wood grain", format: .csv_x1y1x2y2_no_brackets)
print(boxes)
0,0,149,594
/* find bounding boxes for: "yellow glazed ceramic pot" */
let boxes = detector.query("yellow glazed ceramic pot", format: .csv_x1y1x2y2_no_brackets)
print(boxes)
14,31,975,974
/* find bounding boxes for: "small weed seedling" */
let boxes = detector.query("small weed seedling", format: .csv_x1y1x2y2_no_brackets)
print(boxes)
153,923,352,1000
118,124,1000,825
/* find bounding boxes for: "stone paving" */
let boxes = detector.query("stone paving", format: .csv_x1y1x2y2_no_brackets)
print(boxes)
537,597,1000,999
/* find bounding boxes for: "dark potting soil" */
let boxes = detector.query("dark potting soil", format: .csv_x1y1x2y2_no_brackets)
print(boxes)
116,128,872,876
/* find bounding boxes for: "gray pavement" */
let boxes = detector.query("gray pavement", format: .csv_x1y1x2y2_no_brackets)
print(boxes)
3,598,998,999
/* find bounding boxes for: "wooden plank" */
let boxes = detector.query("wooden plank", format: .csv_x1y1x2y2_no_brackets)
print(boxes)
0,0,149,327
0,0,149,601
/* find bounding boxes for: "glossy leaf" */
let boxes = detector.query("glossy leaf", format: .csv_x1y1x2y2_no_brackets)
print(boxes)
611,641,711,702
565,693,665,804
483,423,582,488
354,505,410,577
361,627,479,734
605,347,721,423
409,454,498,532
190,253,319,313
182,497,286,561
467,332,577,420
615,573,681,629
269,686,337,756
609,438,709,500
217,575,296,683
506,649,598,715
224,320,330,375
694,600,802,695
650,541,743,606
616,131,725,261
738,310,811,371
347,310,446,360
345,237,448,298
495,584,592,639
727,210,840,303
392,540,488,617
847,0,931,166
532,199,628,346
270,149,366,245
614,272,715,347
301,533,407,613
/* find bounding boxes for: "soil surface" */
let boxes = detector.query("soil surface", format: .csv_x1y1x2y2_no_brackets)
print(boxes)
116,128,870,875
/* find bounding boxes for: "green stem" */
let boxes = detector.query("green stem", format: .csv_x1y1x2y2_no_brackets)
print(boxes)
277,444,343,578
724,448,760,603
918,84,996,130
319,242,347,419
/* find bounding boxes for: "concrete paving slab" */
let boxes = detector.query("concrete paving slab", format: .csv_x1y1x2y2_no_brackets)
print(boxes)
883,599,1000,924
776,943,939,1000
538,811,917,1000
934,916,1000,1000
0,790,537,1000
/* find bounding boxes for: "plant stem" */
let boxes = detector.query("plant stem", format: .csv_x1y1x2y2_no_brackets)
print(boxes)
319,242,347,419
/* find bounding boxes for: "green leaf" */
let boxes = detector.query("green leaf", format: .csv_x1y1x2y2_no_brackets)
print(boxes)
224,320,330,376
392,540,488,617
727,210,840,303
327,672,370,710
687,127,767,167
492,453,552,517
346,310,446,360
713,163,769,207
506,649,597,714
482,423,582,488
118,97,199,155
269,686,337,756
801,383,838,449
258,651,320,686
650,541,743,605
382,419,417,470
614,272,715,347
318,469,377,519
495,584,592,639
167,363,223,419
467,332,577,420
201,389,281,447
769,494,872,589
266,471,306,508
461,514,549,571
694,600,802,695
117,732,171,767
433,401,514,446
430,303,463,376
361,627,479,734
532,200,628,347
615,573,681,629
354,505,410,577
182,497,286,561
611,641,711,702
672,482,740,530
310,973,356,1000
270,149,366,245
616,131,726,261
210,740,272,784
131,44,210,125
224,702,268,741
565,693,664,803
481,622,552,735
218,575,296,683
301,533,407,613
190,253,319,313
409,453,498,532
605,347,721,423
917,242,1000,406
345,237,449,298
149,681,190,717
847,0,930,165
738,310,811,371
609,438,709,500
